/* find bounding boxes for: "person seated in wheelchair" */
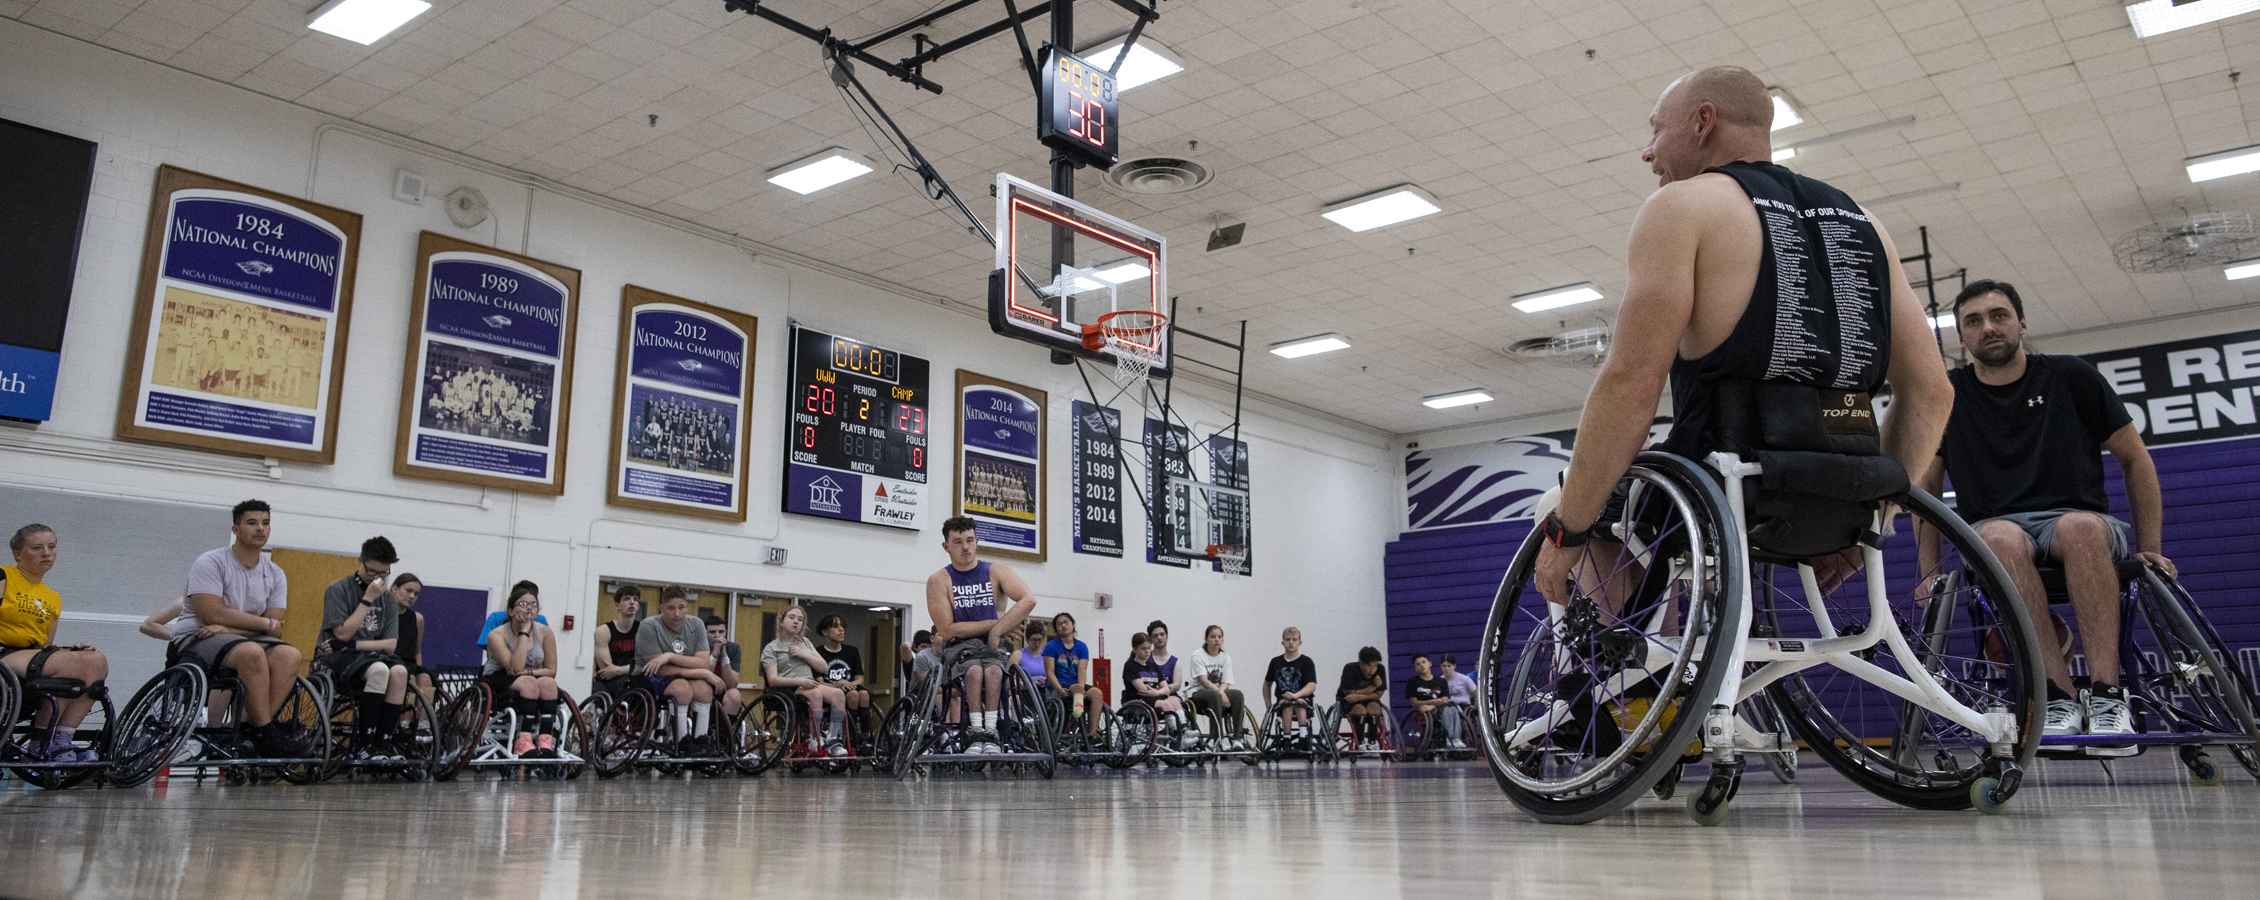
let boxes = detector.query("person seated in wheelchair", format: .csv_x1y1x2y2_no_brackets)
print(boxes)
1044,612,1099,740
813,613,869,733
1011,622,1047,692
1184,625,1249,748
761,605,848,757
1122,633,1182,715
3,524,108,763
1524,69,1953,756
1439,654,1476,751
923,516,1038,754
704,616,743,720
1337,647,1388,752
904,629,940,691
316,536,411,755
1923,280,2174,755
593,587,644,699
637,586,726,755
1262,627,1319,742
1405,653,1461,751
483,583,564,759
390,574,432,705
172,500,311,759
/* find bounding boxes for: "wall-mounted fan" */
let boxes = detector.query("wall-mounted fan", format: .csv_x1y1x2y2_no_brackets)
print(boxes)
1507,324,1611,368
2112,210,2256,273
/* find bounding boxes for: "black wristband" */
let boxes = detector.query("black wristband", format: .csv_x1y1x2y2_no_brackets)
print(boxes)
1540,511,1592,549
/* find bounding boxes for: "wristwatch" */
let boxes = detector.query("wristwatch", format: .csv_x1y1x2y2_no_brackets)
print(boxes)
1539,511,1592,549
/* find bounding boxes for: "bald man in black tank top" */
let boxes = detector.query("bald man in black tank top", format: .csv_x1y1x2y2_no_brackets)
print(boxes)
1532,66,1954,603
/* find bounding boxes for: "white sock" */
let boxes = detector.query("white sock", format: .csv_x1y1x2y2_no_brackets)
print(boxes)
975,711,993,731
825,710,843,739
676,707,693,739
691,702,711,737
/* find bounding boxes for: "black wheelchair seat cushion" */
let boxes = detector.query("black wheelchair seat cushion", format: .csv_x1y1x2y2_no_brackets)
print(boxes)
1706,379,1909,559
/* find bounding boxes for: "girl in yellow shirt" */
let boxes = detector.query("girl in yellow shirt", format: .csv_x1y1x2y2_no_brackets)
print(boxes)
3,525,110,762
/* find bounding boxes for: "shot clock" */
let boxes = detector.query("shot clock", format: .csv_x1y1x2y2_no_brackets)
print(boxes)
1038,49,1118,169
782,326,931,530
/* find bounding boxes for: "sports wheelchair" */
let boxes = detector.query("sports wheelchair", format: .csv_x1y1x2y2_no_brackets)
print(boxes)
1478,443,2046,825
1117,696,1231,767
1326,700,1397,763
746,687,860,775
1046,690,1150,769
585,680,752,778
1256,697,1334,764
123,652,334,786
2008,559,2259,782
1396,702,1479,762
890,646,1055,779
311,666,440,781
427,680,591,781
0,649,118,789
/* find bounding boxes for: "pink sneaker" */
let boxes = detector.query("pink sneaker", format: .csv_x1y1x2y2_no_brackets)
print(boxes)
513,733,535,756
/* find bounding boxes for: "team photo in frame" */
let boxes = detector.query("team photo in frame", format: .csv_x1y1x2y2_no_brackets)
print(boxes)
955,370,1047,562
116,165,362,462
393,231,581,494
607,286,758,521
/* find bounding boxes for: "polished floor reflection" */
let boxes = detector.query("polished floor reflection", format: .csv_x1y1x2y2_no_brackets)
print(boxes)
1,754,2254,900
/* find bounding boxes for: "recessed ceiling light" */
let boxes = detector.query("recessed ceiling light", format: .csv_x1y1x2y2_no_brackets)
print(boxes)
1769,89,1803,132
1772,147,1797,162
767,148,874,194
1092,261,1151,284
1269,333,1351,358
1931,312,1956,329
1510,283,1604,313
1321,185,1442,233
1081,38,1184,91
307,0,431,45
2227,258,2260,280
1423,389,1491,409
2186,144,2260,183
2127,0,2260,38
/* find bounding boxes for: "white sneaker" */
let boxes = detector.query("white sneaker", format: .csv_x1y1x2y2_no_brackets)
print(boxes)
2085,693,2137,757
170,737,204,765
828,742,850,758
2041,698,2082,749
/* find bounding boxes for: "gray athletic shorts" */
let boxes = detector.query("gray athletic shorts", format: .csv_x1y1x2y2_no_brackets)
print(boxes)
172,633,287,670
1977,509,2131,563
941,636,1006,681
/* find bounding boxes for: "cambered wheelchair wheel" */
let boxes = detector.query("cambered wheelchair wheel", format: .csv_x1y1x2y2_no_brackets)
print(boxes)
743,691,795,776
106,665,206,787
872,689,917,774
274,676,334,785
591,689,655,778
1005,667,1057,778
429,684,488,782
2126,566,2260,781
1111,702,1158,769
12,687,114,790
551,690,591,780
1761,487,2042,810
1398,707,1439,762
0,666,17,762
1477,451,1744,825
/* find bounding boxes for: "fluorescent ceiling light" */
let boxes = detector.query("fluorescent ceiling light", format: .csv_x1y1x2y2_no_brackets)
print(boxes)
307,0,431,45
1772,147,1797,162
2127,0,2260,38
1321,185,1442,233
2227,258,2260,280
1422,389,1492,409
767,148,874,194
1269,333,1351,358
1092,261,1151,284
1511,283,1604,313
1931,312,1956,329
2186,144,2260,183
1081,39,1184,91
867,605,893,612
1769,89,1803,132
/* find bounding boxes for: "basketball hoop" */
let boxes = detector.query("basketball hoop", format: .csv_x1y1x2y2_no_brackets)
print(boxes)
1084,309,1167,398
1208,544,1248,579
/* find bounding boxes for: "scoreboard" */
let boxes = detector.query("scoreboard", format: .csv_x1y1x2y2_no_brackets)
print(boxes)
781,326,930,530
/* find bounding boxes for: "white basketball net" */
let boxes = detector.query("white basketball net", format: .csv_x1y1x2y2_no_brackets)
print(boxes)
1217,549,1248,579
1107,338,1159,407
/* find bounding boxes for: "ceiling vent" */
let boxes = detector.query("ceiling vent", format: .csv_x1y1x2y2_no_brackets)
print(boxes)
2112,210,2257,273
1105,156,1213,195
1507,325,1612,368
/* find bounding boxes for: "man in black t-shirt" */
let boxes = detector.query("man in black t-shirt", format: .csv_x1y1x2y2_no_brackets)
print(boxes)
1923,280,2175,754
1262,627,1320,736
1337,648,1389,752
1405,653,1458,750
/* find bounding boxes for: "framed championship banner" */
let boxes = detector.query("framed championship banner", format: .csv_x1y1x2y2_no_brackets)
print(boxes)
1069,400,1124,557
954,370,1047,562
116,165,362,461
606,286,757,521
393,232,581,494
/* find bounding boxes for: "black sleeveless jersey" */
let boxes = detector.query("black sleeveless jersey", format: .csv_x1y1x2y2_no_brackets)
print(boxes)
1658,161,1892,457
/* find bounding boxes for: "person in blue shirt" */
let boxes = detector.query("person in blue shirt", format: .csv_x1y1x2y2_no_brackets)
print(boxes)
1043,611,1097,739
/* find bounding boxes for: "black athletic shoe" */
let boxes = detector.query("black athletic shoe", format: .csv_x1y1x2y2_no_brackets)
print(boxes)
251,724,310,759
678,736,714,758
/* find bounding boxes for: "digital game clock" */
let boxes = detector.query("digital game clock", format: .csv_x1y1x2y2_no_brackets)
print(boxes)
1038,49,1118,170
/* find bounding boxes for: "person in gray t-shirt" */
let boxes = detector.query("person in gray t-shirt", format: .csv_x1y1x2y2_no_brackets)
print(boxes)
635,586,724,748
317,537,409,751
176,500,306,758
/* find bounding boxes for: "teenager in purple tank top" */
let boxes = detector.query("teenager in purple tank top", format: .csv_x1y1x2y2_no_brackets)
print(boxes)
924,516,1037,753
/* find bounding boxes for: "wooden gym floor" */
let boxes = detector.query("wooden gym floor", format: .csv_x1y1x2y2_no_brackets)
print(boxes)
0,753,2252,900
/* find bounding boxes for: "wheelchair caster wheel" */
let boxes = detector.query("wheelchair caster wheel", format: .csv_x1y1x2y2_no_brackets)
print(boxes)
1968,776,2010,815
1652,760,1686,801
2185,751,2223,787
1687,771,1735,827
